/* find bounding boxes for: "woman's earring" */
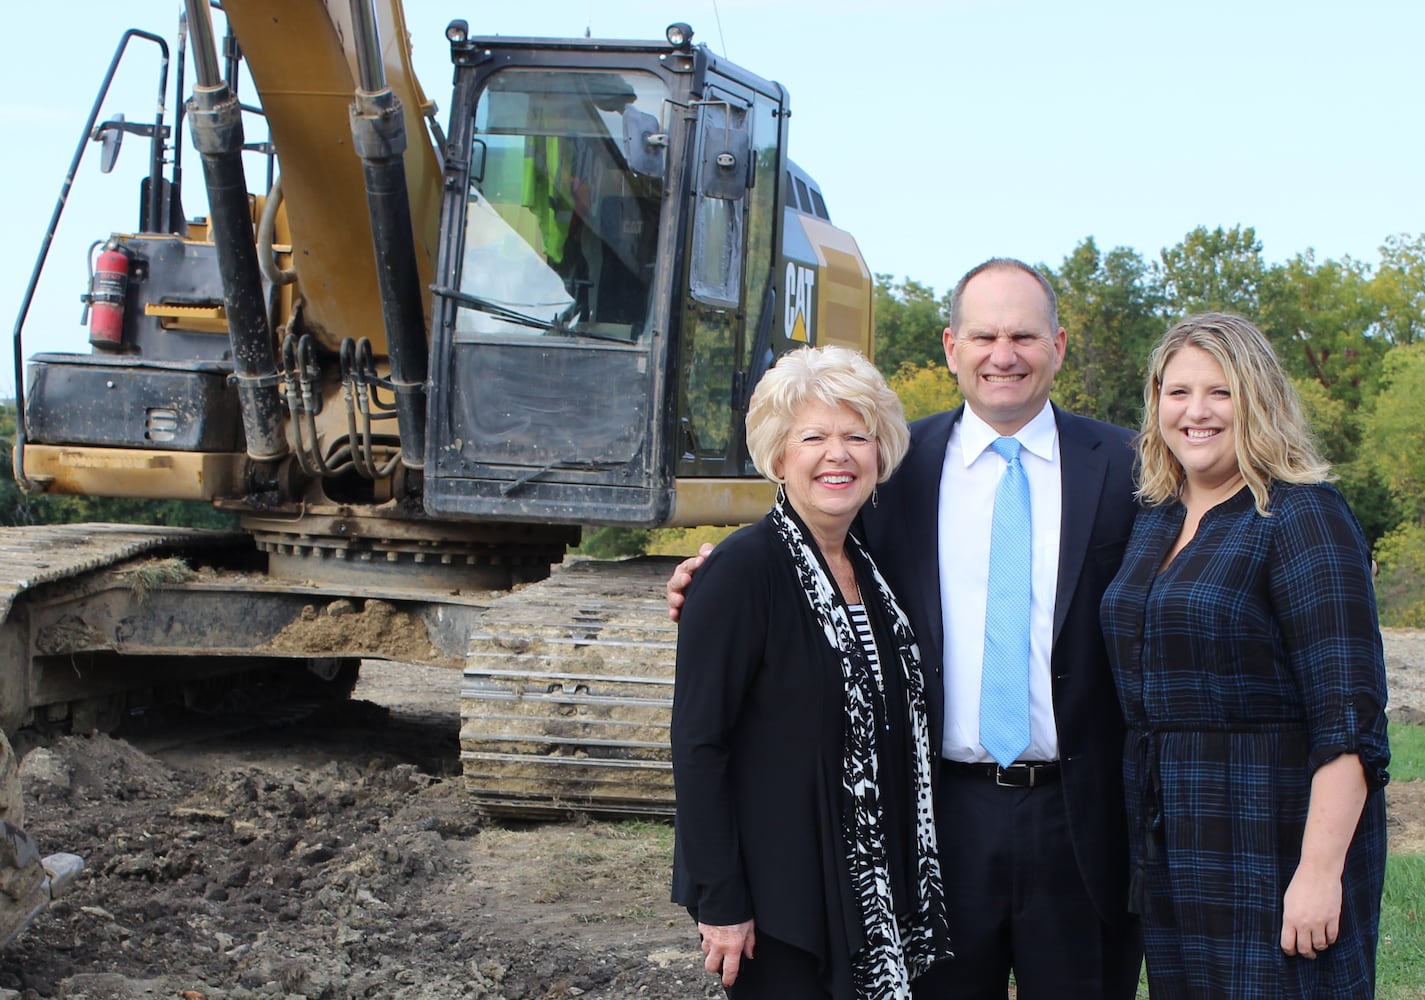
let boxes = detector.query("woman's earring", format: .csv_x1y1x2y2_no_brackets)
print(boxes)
871,487,879,509
776,484,786,506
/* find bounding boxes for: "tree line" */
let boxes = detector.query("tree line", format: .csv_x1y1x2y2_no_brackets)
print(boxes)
875,225,1425,625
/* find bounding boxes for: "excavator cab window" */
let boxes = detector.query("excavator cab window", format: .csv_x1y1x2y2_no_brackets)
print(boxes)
457,69,668,343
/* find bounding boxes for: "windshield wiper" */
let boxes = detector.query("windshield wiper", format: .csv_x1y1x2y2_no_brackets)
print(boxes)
500,455,621,496
431,285,636,344
431,285,556,332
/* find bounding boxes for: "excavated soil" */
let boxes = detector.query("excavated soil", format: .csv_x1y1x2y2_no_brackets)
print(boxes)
260,597,454,665
2,632,1423,999
1,662,716,1000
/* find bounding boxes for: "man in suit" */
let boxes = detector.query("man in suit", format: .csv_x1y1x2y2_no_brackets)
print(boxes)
668,258,1142,998
863,259,1141,999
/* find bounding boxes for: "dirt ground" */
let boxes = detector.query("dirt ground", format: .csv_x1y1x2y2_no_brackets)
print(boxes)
1,662,719,1000
3,632,1423,999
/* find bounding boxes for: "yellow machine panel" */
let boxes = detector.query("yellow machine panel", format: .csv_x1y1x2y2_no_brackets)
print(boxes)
219,0,443,352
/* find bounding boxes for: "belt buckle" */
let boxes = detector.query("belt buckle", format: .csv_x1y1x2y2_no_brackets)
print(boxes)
994,764,1020,788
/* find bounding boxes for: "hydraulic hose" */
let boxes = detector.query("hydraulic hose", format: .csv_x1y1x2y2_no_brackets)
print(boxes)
346,0,429,473
183,0,287,463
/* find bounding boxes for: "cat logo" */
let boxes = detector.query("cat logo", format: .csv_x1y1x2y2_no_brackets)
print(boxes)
784,262,816,343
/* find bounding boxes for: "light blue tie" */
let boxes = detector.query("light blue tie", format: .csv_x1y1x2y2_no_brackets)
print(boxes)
980,436,1032,769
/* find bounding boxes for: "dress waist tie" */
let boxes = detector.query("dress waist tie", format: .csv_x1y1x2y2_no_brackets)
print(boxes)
1126,728,1159,916
1124,720,1307,915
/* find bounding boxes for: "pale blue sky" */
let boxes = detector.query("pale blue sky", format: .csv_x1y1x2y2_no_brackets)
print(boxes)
4,0,1421,396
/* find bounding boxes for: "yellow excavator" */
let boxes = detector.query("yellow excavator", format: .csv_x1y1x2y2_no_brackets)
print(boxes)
2,0,873,944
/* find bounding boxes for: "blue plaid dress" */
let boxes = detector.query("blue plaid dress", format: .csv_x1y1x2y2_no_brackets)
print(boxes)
1100,483,1389,999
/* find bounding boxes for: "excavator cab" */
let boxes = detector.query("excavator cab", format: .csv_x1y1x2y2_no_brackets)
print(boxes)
423,25,872,528
425,59,673,524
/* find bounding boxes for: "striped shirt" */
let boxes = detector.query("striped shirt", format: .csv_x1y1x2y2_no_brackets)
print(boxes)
847,603,880,671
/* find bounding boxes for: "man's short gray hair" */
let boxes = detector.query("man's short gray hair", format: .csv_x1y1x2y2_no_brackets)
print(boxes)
948,257,1059,332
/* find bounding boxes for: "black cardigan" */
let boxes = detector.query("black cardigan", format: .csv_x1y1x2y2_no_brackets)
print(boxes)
670,514,917,997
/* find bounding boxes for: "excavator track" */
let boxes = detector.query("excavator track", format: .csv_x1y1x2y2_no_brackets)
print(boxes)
0,523,242,628
0,523,247,736
460,556,681,818
0,524,240,947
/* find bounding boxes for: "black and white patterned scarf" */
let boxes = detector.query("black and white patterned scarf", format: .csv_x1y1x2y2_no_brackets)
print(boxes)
769,497,952,998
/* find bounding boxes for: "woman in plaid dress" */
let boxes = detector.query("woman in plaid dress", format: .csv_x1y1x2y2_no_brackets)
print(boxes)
1100,314,1389,998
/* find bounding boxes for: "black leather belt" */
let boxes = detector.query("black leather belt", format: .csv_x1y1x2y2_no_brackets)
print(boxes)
942,759,1061,788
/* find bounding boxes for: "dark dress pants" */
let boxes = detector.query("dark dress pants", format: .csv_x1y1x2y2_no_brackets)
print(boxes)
911,766,1142,1000
723,930,832,1000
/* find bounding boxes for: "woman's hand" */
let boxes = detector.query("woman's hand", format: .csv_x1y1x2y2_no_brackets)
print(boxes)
666,543,714,621
699,918,756,987
1280,863,1342,959
1280,753,1366,959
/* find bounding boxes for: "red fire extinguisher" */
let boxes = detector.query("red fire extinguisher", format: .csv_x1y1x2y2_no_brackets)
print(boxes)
85,241,130,349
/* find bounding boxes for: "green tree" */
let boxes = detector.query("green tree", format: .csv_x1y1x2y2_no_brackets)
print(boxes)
872,274,949,378
574,527,652,558
1373,522,1425,627
1293,377,1400,547
1158,225,1272,317
1353,338,1423,631
1333,463,1401,553
1363,343,1425,522
1046,239,1163,428
1258,251,1386,408
888,362,961,423
1372,233,1425,346
1290,377,1353,464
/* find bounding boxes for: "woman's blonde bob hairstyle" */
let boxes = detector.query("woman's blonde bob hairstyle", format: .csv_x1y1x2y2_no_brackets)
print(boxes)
1136,312,1331,515
745,345,910,486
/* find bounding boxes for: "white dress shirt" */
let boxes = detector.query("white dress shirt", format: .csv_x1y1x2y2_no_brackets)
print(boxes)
937,401,1062,763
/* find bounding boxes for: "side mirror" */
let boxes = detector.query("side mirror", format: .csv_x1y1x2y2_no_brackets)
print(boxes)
622,110,666,180
698,112,750,201
95,114,126,174
470,137,487,184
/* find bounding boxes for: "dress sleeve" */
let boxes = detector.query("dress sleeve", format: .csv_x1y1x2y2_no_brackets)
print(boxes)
1267,486,1390,791
671,536,771,923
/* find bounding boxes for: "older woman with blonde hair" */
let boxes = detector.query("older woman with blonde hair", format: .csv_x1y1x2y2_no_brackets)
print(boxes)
671,344,952,999
1100,313,1390,998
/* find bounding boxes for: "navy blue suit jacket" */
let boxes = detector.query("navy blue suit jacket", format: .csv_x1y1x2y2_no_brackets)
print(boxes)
858,403,1139,924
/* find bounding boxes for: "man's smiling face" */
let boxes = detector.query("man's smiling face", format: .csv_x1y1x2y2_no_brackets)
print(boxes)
944,266,1066,436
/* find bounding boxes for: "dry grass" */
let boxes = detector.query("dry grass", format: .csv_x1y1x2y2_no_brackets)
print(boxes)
119,556,194,606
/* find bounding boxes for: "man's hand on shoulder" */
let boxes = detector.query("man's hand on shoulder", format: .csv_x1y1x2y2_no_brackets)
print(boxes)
666,542,715,621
